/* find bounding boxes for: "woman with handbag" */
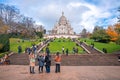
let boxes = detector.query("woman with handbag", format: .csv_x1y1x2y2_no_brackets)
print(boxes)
29,51,35,74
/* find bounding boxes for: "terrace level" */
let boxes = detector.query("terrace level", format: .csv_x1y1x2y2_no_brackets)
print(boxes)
44,34,80,38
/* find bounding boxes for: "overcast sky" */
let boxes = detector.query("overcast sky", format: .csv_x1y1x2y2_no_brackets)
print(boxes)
0,0,120,33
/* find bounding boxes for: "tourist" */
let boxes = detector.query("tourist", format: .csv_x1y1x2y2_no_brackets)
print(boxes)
118,54,120,62
66,48,69,56
91,43,94,49
73,47,75,54
27,47,31,55
32,45,37,57
45,47,50,55
55,52,61,73
18,45,22,54
37,54,44,73
62,46,65,54
29,52,35,74
80,41,83,45
45,54,51,73
4,54,10,65
0,58,4,65
0,58,2,64
43,53,46,71
75,48,78,54
32,45,36,53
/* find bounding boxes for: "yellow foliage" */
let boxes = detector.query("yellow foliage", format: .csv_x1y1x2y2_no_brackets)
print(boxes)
0,44,3,49
106,25,118,41
0,19,9,34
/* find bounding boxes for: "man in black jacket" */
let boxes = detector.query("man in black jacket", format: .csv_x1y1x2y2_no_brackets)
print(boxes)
45,55,51,73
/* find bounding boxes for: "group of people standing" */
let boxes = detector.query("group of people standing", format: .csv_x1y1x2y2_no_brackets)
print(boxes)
28,46,61,74
73,47,78,54
62,46,78,55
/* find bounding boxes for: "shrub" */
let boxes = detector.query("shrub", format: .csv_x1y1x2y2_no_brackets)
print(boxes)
0,44,3,50
102,48,107,53
47,43,50,46
116,36,120,45
58,40,61,42
76,43,78,46
0,52,9,58
0,34,10,52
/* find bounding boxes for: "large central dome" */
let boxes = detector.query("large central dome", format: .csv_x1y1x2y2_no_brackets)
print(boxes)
52,12,74,35
59,12,67,25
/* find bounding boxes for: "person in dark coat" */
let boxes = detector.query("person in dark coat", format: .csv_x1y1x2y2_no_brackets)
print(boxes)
118,54,120,62
45,55,51,73
45,47,50,55
27,47,31,55
66,48,69,56
18,45,22,54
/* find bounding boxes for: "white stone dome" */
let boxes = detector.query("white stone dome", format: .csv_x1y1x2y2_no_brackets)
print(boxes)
59,12,67,25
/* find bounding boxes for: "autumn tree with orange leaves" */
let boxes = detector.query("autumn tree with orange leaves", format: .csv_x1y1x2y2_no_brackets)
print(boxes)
106,23,120,44
106,25,118,41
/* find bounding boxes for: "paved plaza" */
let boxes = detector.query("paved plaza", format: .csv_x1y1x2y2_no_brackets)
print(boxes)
0,65,120,80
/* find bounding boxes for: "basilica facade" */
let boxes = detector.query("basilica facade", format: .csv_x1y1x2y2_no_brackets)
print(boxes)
44,12,80,38
52,12,74,35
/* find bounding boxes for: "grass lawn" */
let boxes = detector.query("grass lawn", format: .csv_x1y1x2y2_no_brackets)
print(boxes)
79,38,120,53
10,38,41,53
43,38,85,54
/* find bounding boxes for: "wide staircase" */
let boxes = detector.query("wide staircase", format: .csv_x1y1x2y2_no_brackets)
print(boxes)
8,38,120,66
8,53,29,65
75,40,102,54
81,42,102,54
8,53,120,66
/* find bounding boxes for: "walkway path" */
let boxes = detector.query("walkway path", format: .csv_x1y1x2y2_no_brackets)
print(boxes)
0,65,120,80
75,39,103,54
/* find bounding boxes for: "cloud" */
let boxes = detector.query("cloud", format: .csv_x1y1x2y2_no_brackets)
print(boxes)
1,0,120,33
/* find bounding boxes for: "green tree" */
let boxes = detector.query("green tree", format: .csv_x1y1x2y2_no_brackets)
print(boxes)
81,28,87,38
36,32,43,38
0,34,10,52
91,26,110,43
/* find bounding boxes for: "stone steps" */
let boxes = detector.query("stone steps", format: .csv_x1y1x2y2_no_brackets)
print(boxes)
75,40,102,54
8,53,120,66
82,42,101,54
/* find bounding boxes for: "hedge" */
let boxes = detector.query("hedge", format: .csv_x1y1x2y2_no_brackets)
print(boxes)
0,34,10,52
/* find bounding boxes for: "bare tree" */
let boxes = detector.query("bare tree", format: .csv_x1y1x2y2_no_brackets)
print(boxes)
0,4,19,28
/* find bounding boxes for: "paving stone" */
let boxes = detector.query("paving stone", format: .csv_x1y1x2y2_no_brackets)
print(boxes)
0,65,120,80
